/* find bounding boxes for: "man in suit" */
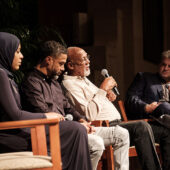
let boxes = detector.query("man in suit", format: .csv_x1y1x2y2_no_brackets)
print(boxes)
125,50,170,170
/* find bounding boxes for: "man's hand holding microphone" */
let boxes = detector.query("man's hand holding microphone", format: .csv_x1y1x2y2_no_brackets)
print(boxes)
100,69,120,101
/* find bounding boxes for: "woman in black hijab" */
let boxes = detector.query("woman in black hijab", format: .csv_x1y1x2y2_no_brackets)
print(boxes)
0,32,92,170
0,32,47,121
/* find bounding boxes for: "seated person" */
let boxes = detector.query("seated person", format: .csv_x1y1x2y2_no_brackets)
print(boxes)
62,46,162,170
21,41,130,170
125,50,170,170
0,32,92,170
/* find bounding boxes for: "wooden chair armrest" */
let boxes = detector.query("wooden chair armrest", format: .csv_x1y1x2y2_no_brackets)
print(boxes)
91,120,103,127
91,120,110,127
0,118,59,130
144,118,154,122
121,118,154,123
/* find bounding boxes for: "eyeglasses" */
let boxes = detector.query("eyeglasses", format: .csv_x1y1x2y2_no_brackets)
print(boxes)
69,54,90,66
81,54,90,62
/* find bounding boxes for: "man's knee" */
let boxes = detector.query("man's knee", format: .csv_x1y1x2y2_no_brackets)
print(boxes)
88,134,105,152
134,120,152,135
115,126,129,146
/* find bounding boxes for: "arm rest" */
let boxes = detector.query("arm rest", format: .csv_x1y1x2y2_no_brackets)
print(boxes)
91,120,109,127
0,119,59,130
121,118,154,123
91,120,103,127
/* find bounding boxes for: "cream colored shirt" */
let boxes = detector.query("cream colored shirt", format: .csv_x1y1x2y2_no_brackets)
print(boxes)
62,75,121,121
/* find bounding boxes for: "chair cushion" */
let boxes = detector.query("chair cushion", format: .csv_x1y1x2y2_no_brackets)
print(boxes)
0,152,52,170
0,152,33,157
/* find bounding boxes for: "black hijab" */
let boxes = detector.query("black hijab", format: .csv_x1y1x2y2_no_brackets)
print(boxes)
0,32,20,71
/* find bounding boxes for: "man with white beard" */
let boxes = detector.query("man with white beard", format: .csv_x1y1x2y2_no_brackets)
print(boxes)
62,46,162,170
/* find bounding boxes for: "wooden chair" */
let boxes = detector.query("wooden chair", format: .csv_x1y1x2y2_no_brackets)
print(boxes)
0,118,61,170
118,100,162,159
91,120,114,170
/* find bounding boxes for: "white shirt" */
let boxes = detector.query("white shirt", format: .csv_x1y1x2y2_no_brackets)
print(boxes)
62,75,121,121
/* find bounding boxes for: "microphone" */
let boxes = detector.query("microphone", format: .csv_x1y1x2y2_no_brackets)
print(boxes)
165,83,170,89
101,69,120,96
65,114,73,121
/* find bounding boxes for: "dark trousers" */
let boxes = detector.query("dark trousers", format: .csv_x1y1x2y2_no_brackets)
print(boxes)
0,131,31,153
110,120,162,170
149,121,170,170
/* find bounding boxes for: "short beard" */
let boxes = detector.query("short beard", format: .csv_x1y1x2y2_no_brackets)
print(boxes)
84,69,90,77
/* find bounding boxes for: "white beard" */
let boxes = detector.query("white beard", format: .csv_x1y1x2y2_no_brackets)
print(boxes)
84,68,90,77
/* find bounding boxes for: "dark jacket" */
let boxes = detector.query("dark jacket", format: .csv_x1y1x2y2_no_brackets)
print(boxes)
125,72,170,120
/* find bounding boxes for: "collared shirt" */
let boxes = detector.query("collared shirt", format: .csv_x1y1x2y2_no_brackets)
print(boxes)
62,75,121,121
21,69,84,121
161,84,169,102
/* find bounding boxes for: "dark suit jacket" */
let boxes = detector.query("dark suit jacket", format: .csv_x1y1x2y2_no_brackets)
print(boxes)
125,72,170,120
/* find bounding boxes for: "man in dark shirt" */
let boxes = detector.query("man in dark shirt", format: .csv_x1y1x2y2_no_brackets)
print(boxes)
21,41,130,170
125,50,170,170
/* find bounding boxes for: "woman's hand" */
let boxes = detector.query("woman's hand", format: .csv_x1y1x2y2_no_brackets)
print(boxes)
45,112,65,121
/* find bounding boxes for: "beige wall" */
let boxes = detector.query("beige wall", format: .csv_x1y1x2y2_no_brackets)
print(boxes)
38,0,170,99
87,0,165,100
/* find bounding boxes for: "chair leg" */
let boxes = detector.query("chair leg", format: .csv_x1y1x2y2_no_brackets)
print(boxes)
97,146,114,170
106,146,114,170
97,161,103,170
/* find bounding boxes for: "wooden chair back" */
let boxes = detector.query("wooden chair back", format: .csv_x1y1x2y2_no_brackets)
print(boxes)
118,100,128,121
118,100,151,122
0,118,62,170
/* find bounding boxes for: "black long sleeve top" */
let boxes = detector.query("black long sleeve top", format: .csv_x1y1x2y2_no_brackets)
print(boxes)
0,68,45,122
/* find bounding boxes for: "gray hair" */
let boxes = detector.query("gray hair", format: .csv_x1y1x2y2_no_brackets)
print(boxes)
162,50,170,60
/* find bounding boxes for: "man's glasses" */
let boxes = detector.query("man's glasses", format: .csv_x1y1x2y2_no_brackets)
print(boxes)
81,54,90,62
70,54,90,66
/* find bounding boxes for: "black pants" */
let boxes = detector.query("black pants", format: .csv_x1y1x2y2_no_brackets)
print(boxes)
110,120,162,170
149,121,170,170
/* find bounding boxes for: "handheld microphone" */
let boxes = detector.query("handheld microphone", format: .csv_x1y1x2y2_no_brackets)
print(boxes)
65,114,73,121
101,69,120,96
165,83,170,89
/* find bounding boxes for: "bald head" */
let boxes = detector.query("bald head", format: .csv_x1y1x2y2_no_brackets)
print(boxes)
67,47,84,62
67,47,90,77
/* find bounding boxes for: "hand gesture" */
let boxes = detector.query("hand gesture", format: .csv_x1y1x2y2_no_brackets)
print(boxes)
100,76,117,92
